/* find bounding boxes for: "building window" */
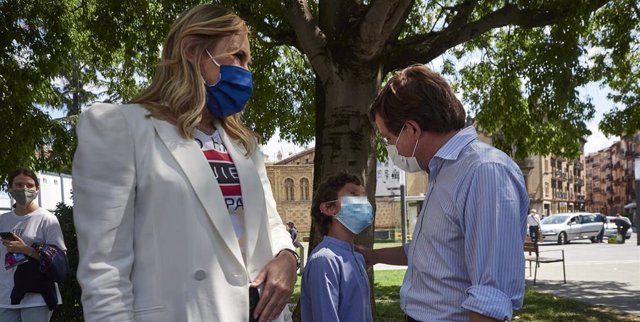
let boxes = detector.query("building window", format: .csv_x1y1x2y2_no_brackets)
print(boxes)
285,178,294,201
300,178,310,200
544,182,549,197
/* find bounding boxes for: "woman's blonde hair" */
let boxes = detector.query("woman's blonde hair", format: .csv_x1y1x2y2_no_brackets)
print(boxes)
133,4,257,155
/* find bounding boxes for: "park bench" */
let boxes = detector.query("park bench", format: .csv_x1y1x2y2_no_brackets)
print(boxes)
524,237,566,285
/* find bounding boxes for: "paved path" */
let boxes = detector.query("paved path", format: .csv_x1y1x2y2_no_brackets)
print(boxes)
526,233,640,317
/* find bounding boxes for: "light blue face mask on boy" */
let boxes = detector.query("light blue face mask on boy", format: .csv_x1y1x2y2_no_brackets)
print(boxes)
334,196,374,234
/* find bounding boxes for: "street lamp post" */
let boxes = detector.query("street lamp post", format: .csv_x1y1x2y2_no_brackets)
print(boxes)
400,184,407,246
635,156,639,245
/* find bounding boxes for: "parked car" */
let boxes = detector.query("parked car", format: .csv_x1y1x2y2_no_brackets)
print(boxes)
539,212,604,245
604,216,632,240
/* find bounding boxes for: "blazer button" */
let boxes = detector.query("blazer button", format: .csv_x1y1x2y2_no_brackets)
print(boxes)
194,270,206,281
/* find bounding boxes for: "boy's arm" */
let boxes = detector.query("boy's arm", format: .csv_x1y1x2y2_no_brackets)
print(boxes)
303,255,341,322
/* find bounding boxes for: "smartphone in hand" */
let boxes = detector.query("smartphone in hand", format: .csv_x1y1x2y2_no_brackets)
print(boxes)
0,232,16,241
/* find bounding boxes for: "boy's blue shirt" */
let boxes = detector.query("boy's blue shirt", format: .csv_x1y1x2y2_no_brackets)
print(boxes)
300,236,372,322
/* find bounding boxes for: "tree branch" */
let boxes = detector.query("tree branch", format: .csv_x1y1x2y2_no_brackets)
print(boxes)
283,0,332,83
355,0,414,61
232,4,299,49
446,0,479,30
384,0,612,73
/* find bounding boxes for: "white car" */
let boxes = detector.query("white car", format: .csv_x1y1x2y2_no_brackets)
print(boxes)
604,216,632,239
540,213,604,245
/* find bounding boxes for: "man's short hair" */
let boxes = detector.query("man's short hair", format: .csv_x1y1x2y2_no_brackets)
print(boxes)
369,64,466,136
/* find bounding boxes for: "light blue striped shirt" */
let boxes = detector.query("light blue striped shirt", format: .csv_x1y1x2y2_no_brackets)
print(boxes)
401,126,529,321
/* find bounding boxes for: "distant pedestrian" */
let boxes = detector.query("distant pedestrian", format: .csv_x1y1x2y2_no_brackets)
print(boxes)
527,209,541,242
287,222,302,248
595,213,606,243
614,214,631,244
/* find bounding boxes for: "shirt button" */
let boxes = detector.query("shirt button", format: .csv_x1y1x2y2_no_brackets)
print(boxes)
194,270,206,280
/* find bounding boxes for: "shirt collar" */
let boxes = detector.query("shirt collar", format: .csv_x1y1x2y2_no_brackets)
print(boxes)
322,236,354,251
427,126,477,174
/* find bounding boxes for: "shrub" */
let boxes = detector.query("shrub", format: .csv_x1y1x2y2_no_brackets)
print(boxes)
51,203,83,321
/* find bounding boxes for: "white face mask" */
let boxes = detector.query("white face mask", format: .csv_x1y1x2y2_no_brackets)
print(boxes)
386,123,423,173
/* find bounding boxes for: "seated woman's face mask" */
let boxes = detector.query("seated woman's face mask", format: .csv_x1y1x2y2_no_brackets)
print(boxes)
9,188,38,206
334,196,373,234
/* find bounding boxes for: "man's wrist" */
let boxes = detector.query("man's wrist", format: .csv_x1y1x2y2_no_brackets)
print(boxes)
277,248,300,269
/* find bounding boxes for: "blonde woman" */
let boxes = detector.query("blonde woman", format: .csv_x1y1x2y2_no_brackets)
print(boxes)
72,4,297,322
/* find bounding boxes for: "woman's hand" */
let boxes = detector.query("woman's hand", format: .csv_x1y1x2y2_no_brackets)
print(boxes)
2,233,30,255
250,250,297,322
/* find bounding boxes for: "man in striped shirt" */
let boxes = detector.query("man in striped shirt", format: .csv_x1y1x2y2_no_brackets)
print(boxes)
361,65,529,322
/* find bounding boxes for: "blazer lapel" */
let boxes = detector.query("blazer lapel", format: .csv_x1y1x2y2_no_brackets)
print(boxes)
215,121,265,261
151,118,244,265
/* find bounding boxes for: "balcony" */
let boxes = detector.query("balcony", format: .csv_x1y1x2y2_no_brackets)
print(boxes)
554,191,568,199
573,160,584,170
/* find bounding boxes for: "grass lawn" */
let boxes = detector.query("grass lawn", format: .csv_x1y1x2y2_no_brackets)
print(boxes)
291,269,639,322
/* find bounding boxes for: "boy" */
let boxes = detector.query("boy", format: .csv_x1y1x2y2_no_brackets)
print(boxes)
300,173,373,322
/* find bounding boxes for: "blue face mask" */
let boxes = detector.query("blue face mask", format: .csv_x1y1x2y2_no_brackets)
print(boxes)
334,196,374,234
205,51,253,118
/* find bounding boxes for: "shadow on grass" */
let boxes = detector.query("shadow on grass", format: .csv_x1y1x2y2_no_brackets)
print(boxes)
517,287,640,322
525,279,640,321
373,284,404,322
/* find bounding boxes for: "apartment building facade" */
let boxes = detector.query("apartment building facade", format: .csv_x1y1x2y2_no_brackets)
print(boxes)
585,137,637,216
524,155,587,217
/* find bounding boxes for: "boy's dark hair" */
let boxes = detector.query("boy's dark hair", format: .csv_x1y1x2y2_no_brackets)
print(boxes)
8,168,39,189
311,173,362,236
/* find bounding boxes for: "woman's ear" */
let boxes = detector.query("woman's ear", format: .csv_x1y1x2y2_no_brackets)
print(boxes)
181,37,200,63
319,201,338,217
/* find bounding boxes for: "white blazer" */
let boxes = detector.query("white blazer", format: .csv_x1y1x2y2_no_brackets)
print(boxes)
72,103,294,322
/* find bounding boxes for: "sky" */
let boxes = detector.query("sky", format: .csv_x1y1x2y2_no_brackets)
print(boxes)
261,81,621,161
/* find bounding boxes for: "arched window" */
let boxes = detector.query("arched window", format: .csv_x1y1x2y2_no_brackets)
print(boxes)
285,178,295,201
300,178,310,200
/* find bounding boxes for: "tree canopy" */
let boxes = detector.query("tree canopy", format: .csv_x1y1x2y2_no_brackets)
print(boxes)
1,0,638,181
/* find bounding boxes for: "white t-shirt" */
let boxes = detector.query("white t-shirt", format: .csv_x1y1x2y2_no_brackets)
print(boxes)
527,213,541,226
194,129,247,261
0,208,67,308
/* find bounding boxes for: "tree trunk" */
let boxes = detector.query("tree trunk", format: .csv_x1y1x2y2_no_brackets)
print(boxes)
292,64,382,321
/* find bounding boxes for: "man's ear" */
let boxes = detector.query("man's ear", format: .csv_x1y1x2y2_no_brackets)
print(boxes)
319,201,338,217
406,120,422,138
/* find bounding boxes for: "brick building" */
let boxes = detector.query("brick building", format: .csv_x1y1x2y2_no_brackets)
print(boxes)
265,148,427,237
586,137,637,216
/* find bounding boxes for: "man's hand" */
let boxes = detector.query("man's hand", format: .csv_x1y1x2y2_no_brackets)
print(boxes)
250,250,297,322
354,245,379,267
